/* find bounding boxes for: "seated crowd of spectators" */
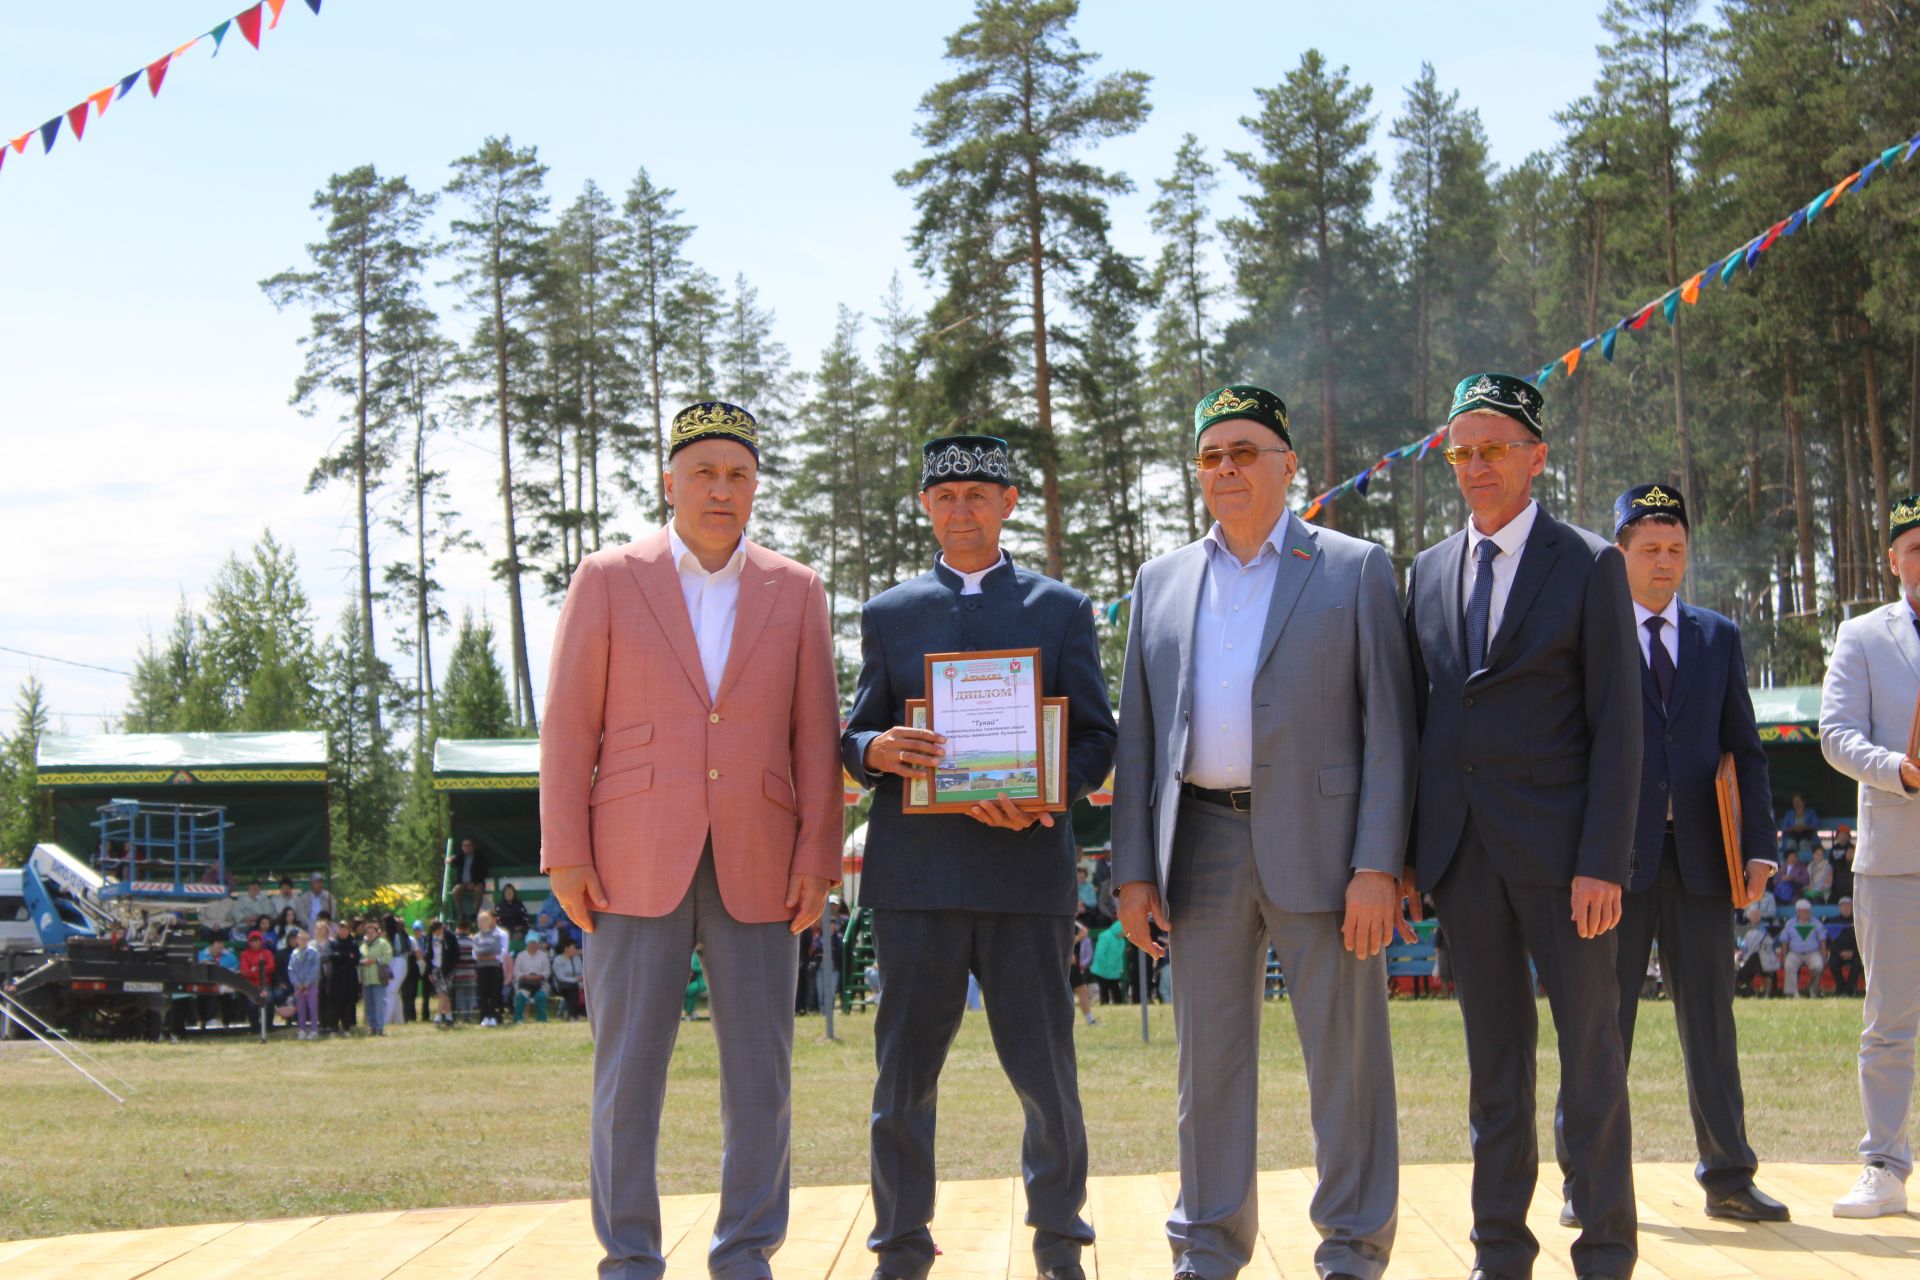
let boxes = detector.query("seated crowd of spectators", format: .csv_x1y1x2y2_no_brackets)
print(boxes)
177,872,586,1039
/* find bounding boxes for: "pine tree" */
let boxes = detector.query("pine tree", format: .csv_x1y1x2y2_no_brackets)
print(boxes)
1146,134,1222,542
898,0,1151,577
794,307,879,624
1225,50,1379,529
317,606,402,897
1058,251,1155,599
618,169,695,522
446,136,549,728
0,677,49,864
440,611,519,740
199,532,324,731
869,275,939,591
262,166,435,741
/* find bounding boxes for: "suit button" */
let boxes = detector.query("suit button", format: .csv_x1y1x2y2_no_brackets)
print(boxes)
1464,764,1474,774
1175,771,1184,783
1464,697,1474,708
1664,734,1673,743
710,713,720,724
1657,781,1667,790
708,769,719,780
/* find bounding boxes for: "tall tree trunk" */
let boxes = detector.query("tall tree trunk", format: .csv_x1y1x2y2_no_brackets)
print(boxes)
1184,295,1204,542
1784,346,1817,615
354,233,381,739
1574,199,1606,527
1839,390,1861,604
1657,35,1695,518
1020,66,1066,579
413,423,433,731
650,291,667,525
1908,329,1920,491
493,238,536,729
1862,318,1894,594
1314,189,1339,533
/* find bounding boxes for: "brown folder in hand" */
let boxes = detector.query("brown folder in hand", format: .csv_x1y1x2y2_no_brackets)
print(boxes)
1716,753,1762,908
1908,688,1920,759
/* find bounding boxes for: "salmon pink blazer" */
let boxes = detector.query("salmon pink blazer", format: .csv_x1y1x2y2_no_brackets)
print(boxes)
539,530,843,922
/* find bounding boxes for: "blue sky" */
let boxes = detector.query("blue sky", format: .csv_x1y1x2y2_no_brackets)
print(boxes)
0,1,1612,732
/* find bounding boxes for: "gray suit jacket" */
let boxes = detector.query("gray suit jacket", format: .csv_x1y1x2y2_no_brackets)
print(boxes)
1110,513,1418,913
1820,600,1920,876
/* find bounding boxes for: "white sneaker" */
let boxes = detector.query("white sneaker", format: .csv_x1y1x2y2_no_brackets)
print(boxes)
1835,1163,1908,1218
481,1017,497,1027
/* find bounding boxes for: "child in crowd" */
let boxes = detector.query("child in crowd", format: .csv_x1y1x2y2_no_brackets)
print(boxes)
289,928,321,1040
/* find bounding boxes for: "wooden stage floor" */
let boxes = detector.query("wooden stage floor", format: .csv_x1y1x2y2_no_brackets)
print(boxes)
2,1162,1914,1279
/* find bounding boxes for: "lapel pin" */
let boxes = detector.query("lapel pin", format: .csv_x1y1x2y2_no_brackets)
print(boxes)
1291,546,1312,560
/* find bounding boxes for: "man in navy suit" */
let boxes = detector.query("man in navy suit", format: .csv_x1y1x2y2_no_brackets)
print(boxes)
1402,373,1642,1280
842,434,1118,1280
1551,484,1787,1228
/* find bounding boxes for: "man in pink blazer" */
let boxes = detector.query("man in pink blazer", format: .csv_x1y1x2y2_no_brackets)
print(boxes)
541,400,842,1280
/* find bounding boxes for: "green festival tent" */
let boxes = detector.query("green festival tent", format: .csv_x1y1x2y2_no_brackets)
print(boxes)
432,738,541,878
36,731,331,880
1749,685,1853,821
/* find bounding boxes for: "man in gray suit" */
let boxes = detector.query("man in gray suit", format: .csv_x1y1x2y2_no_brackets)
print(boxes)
1113,384,1417,1280
1820,491,1920,1220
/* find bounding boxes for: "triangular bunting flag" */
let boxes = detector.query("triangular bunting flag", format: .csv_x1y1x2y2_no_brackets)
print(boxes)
66,102,90,142
88,87,114,119
267,0,287,27
1301,501,1323,522
1782,207,1807,238
1805,186,1836,224
116,70,141,99
148,54,173,97
236,6,264,50
1699,257,1723,285
305,0,322,12
1680,272,1703,305
1857,158,1882,190
1720,247,1747,282
1885,144,1907,168
1353,468,1372,497
1562,347,1581,377
1828,169,1861,204
1662,289,1680,324
1537,364,1555,385
1627,303,1657,331
209,20,231,54
0,147,6,177
10,132,32,155
172,37,201,60
1757,219,1788,254
39,116,61,154
1906,133,1920,163
1601,326,1620,362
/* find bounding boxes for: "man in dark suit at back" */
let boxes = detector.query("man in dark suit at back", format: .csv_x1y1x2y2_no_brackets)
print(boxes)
1402,373,1642,1280
841,434,1118,1280
1552,484,1787,1228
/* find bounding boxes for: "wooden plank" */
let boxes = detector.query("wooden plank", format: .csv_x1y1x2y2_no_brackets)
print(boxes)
387,1202,564,1279
140,1217,330,1280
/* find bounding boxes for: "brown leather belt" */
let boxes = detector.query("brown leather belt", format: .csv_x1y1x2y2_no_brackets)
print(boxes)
1182,781,1252,813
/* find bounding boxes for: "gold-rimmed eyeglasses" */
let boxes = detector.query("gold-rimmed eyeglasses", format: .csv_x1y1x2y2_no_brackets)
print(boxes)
1192,444,1290,471
1442,440,1540,467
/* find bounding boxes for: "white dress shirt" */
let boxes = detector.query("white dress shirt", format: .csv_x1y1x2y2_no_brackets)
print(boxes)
666,523,746,701
1184,513,1289,790
939,551,1008,596
1461,498,1540,643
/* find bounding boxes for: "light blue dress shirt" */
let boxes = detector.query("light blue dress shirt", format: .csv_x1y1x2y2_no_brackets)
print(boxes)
1184,513,1290,790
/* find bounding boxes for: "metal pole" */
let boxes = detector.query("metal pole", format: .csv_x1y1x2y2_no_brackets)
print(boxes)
0,996,124,1105
0,990,138,1094
1138,946,1150,1044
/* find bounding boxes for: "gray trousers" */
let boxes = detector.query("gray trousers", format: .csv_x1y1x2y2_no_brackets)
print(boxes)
1165,799,1398,1280
585,849,799,1280
1856,870,1920,1180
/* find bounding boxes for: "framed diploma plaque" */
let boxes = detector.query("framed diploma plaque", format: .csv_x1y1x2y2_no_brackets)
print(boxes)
902,648,1067,815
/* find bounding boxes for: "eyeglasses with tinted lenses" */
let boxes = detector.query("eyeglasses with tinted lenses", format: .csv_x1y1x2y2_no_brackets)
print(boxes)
1193,445,1290,470
1442,440,1539,466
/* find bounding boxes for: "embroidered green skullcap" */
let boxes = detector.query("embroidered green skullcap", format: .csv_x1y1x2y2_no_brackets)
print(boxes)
1447,372,1545,437
1890,493,1920,546
670,400,759,459
1193,384,1290,450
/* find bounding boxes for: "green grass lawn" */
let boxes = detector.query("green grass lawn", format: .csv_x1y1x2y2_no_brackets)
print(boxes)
0,995,1871,1242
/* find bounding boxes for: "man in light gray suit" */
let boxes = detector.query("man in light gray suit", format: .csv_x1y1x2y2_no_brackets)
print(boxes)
1820,491,1920,1220
1113,384,1418,1280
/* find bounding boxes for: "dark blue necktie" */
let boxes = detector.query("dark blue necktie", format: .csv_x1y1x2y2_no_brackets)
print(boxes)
1465,538,1498,671
1645,616,1674,708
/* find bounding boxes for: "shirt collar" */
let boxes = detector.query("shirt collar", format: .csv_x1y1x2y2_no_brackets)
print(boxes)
1202,511,1291,568
666,523,745,581
1631,595,1681,631
934,550,1010,589
1466,498,1539,561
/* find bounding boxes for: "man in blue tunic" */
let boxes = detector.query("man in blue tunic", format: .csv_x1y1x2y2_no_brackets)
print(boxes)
841,434,1118,1280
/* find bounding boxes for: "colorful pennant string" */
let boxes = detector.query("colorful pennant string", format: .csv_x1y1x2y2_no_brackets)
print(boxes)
2,2,320,179
1284,123,1920,530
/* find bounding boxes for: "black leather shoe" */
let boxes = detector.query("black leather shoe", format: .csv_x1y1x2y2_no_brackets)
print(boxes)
1558,1198,1580,1229
1705,1183,1791,1222
1038,1267,1085,1280
1468,1270,1520,1280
